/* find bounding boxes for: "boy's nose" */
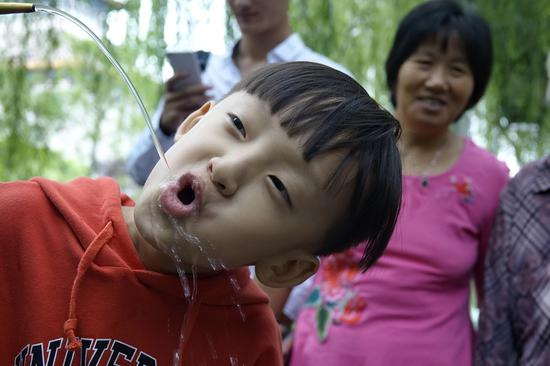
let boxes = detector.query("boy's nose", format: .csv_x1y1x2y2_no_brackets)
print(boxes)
207,157,238,196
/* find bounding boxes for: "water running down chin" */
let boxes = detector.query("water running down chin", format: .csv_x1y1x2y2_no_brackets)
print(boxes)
166,216,246,366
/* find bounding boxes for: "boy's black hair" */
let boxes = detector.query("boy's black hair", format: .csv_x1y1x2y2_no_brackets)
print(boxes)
385,0,493,113
230,61,402,270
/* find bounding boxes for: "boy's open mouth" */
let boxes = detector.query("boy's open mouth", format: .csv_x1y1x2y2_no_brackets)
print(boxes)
159,173,203,218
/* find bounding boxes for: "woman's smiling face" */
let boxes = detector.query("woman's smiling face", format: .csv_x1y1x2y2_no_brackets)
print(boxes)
134,91,352,273
394,35,474,133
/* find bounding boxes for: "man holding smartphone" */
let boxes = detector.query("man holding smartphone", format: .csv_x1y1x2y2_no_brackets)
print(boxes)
127,0,351,185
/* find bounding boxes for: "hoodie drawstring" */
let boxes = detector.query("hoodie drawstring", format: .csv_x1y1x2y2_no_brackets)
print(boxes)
64,221,114,351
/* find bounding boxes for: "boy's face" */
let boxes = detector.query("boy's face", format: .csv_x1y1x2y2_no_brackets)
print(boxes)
134,91,352,275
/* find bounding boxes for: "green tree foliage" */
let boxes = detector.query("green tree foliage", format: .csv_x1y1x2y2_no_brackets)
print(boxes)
471,0,550,163
0,9,68,180
290,0,420,106
0,0,168,183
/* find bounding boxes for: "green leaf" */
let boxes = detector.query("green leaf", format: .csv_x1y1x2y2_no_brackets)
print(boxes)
316,304,332,343
306,287,321,306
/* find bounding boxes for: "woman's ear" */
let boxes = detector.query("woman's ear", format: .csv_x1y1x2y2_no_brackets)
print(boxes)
174,101,215,141
255,250,319,288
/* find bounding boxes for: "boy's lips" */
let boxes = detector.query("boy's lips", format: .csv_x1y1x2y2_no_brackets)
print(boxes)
159,173,203,218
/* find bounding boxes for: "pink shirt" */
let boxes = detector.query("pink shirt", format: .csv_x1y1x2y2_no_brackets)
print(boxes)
290,139,509,366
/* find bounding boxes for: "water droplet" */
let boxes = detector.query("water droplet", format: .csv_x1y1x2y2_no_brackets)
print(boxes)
234,303,246,322
229,356,240,366
229,276,241,292
207,335,218,360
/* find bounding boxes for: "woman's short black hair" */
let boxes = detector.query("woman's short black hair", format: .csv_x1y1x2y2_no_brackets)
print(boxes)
385,0,493,111
230,62,402,270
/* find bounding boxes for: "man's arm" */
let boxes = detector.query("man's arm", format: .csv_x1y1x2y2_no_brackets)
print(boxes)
475,185,518,365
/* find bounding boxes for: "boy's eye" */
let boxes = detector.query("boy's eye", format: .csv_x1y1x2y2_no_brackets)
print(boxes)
268,175,292,207
228,113,246,138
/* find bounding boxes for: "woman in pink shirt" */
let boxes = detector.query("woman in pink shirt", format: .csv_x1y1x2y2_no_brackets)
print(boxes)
289,1,508,365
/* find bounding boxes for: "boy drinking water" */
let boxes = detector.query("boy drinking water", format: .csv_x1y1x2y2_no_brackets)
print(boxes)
1,62,401,365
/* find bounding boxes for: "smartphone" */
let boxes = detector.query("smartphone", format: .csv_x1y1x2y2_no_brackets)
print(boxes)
166,51,202,90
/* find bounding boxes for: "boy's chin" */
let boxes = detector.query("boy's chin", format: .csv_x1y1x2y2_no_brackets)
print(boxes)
135,225,224,272
133,201,232,273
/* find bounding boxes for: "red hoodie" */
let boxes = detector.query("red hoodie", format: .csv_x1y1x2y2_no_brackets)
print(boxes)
0,177,282,365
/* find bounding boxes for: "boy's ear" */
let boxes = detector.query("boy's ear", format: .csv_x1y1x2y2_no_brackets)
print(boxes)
174,101,215,140
255,250,319,288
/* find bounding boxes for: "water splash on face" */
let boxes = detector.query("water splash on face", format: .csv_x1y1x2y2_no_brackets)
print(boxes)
157,180,227,365
156,177,251,364
165,208,250,319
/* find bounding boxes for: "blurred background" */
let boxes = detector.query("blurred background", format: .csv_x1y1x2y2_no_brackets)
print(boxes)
1,0,549,193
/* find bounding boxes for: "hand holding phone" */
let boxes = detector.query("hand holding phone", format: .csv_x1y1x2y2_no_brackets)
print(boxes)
161,52,209,134
166,52,202,90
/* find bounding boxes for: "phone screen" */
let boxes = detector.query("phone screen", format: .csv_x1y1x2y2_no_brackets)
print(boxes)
166,52,202,89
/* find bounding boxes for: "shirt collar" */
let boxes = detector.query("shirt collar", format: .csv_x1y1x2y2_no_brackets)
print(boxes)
534,155,550,193
267,33,304,62
229,33,305,64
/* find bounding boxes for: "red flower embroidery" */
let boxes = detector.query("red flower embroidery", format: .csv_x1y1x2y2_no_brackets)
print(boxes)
450,175,474,202
339,296,368,325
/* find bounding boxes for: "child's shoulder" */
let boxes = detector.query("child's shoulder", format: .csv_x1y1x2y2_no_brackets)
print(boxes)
0,179,46,213
0,177,122,220
0,180,52,243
